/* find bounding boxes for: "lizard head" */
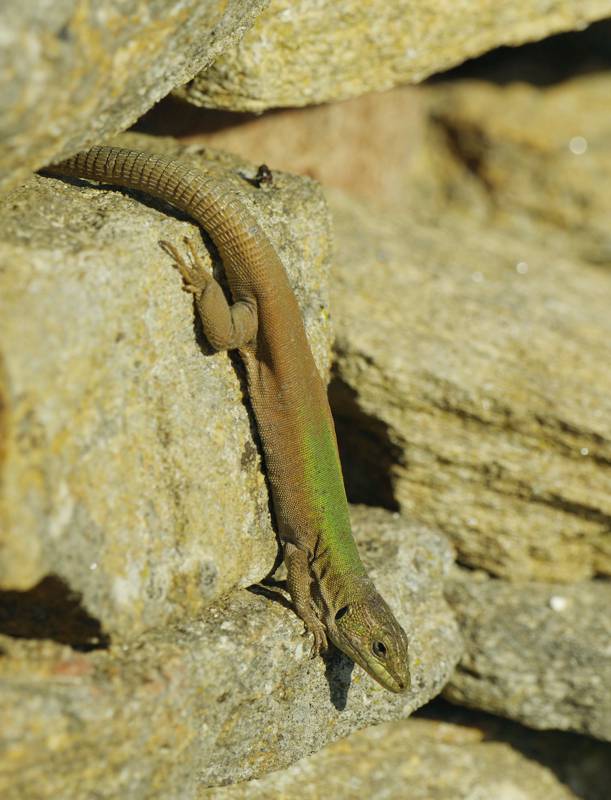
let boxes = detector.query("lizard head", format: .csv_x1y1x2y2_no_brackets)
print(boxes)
325,587,410,693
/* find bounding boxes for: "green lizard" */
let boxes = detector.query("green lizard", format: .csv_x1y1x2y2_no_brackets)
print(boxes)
47,146,410,693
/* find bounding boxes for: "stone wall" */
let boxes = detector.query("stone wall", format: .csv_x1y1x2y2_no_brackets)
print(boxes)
1,4,610,798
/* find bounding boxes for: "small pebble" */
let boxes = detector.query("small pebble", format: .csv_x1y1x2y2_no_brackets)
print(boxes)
568,136,588,155
549,595,568,612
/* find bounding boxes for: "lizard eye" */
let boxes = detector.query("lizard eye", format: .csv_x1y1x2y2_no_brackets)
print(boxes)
335,605,349,621
372,640,387,659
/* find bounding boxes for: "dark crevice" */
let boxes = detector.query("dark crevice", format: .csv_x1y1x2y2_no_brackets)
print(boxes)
0,575,110,651
429,17,611,87
431,114,495,195
328,370,403,511
132,94,305,142
428,391,611,469
133,96,264,139
530,493,611,529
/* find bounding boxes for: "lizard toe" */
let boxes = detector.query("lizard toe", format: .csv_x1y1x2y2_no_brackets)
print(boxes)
159,238,211,293
307,624,328,657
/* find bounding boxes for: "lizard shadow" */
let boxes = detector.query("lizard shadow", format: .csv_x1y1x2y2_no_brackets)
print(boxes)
322,647,355,710
248,577,355,711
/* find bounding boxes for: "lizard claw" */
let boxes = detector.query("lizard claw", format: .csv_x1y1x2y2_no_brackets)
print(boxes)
305,621,328,657
159,237,212,295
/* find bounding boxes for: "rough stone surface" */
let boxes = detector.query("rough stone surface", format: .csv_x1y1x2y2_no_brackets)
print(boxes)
328,185,611,582
200,716,584,800
143,23,611,249
0,132,332,639
3,20,611,797
0,507,462,798
444,569,611,741
0,0,268,193
416,702,611,800
171,56,611,584
412,74,611,269
178,0,611,111
137,86,425,204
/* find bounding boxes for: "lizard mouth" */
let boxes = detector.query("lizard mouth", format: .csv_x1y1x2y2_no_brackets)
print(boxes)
359,659,408,693
330,630,410,693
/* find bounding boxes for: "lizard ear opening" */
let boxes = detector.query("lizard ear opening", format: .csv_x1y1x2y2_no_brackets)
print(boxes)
335,605,349,621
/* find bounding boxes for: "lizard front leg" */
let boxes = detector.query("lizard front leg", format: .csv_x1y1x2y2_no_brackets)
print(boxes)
160,237,258,351
284,542,328,656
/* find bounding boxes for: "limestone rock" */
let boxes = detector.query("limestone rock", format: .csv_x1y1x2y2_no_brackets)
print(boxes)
444,569,611,741
172,60,611,583
201,716,584,800
147,33,611,248
0,507,462,797
0,0,268,193
414,74,611,268
138,85,425,205
329,188,611,582
0,133,331,639
178,0,611,111
417,702,611,800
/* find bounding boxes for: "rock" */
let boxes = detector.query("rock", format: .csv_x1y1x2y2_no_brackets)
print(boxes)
328,185,611,582
167,54,611,584
137,85,425,205
417,702,611,800
178,0,611,112
0,132,331,639
413,73,611,268
0,1,268,193
199,716,584,799
444,569,611,741
0,507,462,797
143,30,611,254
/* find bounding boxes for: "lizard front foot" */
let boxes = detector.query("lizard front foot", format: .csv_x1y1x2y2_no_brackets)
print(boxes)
284,542,328,657
306,619,329,658
159,236,212,295
300,602,328,657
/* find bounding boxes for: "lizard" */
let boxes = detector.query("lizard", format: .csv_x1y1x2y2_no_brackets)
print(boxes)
45,145,410,693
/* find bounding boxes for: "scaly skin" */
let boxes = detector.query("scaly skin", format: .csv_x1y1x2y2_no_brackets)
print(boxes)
46,146,410,692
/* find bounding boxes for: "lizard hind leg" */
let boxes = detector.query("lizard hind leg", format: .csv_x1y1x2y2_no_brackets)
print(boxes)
159,236,258,351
